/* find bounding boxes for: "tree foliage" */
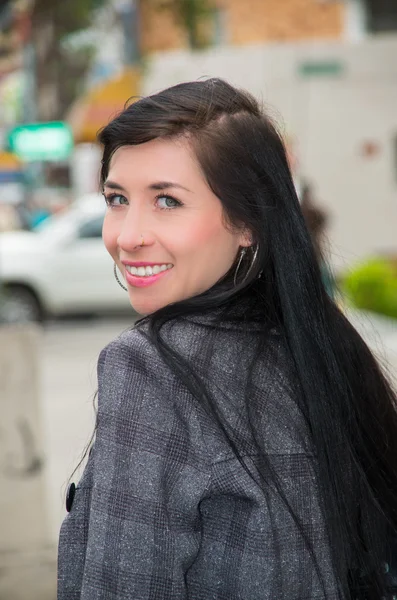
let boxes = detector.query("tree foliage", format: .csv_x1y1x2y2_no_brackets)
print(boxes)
152,0,216,49
31,0,106,37
30,0,108,120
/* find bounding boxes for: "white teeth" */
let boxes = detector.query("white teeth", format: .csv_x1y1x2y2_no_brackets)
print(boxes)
125,264,173,277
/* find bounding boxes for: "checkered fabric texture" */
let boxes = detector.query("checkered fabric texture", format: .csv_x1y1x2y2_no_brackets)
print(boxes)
58,315,347,599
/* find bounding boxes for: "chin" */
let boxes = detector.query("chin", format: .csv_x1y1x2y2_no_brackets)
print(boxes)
129,295,168,316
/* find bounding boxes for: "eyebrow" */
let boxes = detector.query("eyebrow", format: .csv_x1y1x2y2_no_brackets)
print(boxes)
103,180,127,192
103,180,192,193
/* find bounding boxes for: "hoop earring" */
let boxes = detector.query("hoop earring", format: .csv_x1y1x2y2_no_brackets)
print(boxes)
234,247,247,286
244,244,259,282
113,263,127,291
234,244,261,286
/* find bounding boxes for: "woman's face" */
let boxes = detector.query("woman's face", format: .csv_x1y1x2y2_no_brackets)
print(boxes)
102,138,250,315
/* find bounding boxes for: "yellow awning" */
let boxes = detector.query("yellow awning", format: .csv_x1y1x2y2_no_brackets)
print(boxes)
67,67,141,144
0,151,22,170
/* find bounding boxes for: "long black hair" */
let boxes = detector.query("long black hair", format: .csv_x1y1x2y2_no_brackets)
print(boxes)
98,78,397,598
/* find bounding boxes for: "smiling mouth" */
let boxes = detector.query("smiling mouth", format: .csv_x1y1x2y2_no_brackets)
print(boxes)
125,264,173,277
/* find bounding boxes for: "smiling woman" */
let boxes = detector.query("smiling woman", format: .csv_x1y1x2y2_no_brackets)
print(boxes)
101,139,251,315
58,79,397,600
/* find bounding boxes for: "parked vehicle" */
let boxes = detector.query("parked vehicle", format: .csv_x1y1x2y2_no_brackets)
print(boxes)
0,194,132,322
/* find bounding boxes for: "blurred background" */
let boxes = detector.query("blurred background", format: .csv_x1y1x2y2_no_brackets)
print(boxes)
0,0,396,598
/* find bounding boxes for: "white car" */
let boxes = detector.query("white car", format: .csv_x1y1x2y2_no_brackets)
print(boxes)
0,194,132,322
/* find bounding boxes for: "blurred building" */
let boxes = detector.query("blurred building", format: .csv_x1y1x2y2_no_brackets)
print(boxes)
139,0,397,53
141,0,342,52
138,0,397,273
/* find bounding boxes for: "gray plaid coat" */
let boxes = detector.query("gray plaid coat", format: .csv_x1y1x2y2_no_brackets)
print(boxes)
58,314,340,599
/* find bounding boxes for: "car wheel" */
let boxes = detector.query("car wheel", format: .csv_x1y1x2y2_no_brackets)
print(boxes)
0,286,43,323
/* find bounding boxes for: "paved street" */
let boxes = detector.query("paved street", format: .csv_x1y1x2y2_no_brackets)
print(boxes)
39,310,397,546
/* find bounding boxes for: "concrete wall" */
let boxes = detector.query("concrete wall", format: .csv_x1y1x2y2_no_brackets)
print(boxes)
142,34,397,272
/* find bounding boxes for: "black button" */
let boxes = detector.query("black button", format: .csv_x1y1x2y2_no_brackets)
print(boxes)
66,483,76,512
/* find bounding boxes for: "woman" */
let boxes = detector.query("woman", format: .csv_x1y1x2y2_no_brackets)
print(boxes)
58,79,397,599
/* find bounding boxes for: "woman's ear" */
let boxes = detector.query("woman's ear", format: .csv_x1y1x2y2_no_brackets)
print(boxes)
239,228,254,248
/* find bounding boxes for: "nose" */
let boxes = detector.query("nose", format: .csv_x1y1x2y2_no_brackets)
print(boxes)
117,206,153,253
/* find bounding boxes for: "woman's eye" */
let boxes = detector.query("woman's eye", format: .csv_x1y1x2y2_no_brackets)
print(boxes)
156,195,182,210
104,193,128,207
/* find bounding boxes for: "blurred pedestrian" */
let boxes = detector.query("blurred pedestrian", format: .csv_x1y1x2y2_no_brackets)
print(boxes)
14,200,32,230
58,79,397,600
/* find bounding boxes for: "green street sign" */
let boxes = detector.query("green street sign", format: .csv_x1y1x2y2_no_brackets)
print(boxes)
7,121,74,162
298,60,344,78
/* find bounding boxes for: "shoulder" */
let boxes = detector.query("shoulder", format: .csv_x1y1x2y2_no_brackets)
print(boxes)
97,315,291,389
97,317,204,386
95,317,269,462
96,318,221,433
96,322,216,467
97,324,192,421
98,325,169,382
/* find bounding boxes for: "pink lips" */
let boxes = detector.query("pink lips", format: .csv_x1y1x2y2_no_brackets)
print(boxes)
124,266,172,288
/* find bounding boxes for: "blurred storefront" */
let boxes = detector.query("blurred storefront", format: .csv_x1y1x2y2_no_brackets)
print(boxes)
0,150,22,182
67,67,140,144
139,0,397,51
66,66,141,195
140,23,397,275
0,151,24,230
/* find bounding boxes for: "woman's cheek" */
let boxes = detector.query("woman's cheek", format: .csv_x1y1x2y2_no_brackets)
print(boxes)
102,218,118,258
